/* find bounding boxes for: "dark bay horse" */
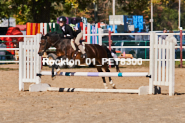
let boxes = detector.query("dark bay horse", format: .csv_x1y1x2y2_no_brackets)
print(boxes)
38,32,120,89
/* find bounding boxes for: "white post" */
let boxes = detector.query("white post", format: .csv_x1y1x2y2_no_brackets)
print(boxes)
36,34,42,84
98,28,102,45
95,23,98,44
169,41,175,96
172,41,175,95
87,23,90,44
49,23,51,29
149,32,155,94
19,42,23,91
83,23,85,40
53,23,55,29
44,23,47,35
40,23,43,34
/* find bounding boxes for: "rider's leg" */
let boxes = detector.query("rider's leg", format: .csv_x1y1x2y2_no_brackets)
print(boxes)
75,31,86,57
71,39,76,51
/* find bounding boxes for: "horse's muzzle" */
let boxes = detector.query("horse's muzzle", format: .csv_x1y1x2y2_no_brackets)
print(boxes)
38,51,44,56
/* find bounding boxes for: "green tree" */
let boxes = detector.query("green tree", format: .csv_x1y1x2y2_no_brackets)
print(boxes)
143,0,179,30
117,0,149,15
0,0,66,24
118,0,183,30
0,0,14,24
14,0,65,23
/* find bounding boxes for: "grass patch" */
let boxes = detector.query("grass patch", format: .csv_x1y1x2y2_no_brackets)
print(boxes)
175,61,185,68
0,68,19,71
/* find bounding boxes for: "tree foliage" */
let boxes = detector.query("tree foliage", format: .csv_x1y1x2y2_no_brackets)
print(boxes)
117,0,149,15
0,0,14,20
118,0,184,30
0,0,65,24
0,0,185,30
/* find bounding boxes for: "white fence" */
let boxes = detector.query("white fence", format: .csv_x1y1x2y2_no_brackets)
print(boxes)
0,32,184,63
0,35,37,63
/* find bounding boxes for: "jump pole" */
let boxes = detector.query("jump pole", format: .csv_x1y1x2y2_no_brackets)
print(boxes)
47,87,139,93
47,87,149,95
29,84,149,95
37,71,150,77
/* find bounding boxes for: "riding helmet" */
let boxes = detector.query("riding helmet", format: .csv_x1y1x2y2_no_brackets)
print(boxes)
58,16,66,22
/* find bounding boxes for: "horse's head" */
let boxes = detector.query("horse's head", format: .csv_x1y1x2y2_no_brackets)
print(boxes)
38,35,50,56
38,32,62,56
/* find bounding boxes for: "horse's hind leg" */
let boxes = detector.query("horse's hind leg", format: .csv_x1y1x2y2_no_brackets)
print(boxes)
103,65,116,89
97,67,108,89
109,76,116,89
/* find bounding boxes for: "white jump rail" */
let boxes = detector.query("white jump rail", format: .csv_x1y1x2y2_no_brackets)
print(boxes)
37,71,150,77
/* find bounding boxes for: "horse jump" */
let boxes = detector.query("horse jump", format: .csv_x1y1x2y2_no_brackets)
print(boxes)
19,32,176,96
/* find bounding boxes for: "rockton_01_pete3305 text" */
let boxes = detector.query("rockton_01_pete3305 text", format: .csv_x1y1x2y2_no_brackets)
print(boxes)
42,58,143,66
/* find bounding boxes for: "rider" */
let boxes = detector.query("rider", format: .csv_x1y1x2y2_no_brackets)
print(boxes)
58,16,87,58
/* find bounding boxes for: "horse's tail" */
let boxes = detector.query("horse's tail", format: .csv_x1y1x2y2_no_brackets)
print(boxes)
102,44,120,72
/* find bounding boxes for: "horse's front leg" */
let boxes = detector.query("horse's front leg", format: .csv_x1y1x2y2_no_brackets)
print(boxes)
51,64,56,80
51,55,62,80
55,56,65,76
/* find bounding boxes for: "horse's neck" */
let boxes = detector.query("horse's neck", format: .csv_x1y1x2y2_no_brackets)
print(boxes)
53,38,66,49
50,35,60,47
51,35,59,42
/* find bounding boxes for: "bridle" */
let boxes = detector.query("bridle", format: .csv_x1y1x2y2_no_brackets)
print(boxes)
41,36,61,53
43,39,48,52
51,38,60,47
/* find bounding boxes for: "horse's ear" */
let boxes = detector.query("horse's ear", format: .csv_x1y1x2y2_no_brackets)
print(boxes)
41,35,44,39
41,35,47,39
44,33,48,37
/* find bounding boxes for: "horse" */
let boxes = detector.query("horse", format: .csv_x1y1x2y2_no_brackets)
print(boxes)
38,32,120,89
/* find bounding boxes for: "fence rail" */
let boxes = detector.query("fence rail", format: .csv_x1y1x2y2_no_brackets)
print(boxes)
0,33,185,63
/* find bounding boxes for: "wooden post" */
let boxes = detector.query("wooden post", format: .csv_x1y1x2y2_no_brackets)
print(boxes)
108,29,111,68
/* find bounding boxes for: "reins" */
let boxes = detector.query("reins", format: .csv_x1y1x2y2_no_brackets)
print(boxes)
51,38,60,47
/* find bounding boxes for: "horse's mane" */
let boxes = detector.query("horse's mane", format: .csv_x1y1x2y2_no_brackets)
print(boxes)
41,32,60,40
41,32,70,43
45,32,58,36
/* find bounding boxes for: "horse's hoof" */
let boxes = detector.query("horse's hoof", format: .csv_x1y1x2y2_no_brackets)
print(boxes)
52,76,56,80
56,69,61,75
112,84,116,89
57,71,60,75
